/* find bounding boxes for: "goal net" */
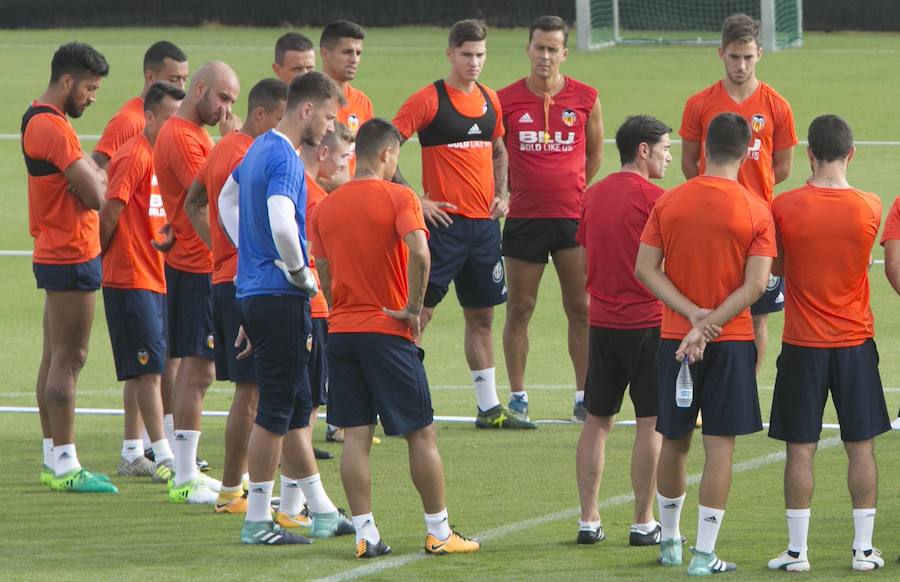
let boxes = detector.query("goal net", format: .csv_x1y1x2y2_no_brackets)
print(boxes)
575,0,802,51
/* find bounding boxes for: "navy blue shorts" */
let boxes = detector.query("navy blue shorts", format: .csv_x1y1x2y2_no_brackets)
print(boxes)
326,333,433,437
33,257,101,291
212,282,256,383
102,287,167,381
165,264,214,360
238,294,312,435
655,339,762,439
769,340,891,443
425,215,507,309
502,218,580,264
308,317,328,406
584,326,660,418
751,274,785,316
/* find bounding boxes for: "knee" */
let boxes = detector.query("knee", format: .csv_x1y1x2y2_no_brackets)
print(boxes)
506,298,536,325
563,294,589,323
465,309,494,332
52,346,89,376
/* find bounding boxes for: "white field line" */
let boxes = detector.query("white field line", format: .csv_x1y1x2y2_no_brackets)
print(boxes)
312,436,844,582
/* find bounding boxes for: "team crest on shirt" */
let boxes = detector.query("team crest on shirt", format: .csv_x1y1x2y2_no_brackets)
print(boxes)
206,334,215,350
492,261,504,283
306,334,313,352
347,113,360,133
767,274,780,291
137,349,149,366
751,114,766,132
561,109,577,127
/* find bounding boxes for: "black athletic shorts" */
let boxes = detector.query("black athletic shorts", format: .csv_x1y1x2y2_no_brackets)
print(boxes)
212,282,256,383
768,339,890,443
308,317,328,407
502,218,580,264
583,326,660,418
751,274,785,315
165,264,214,360
33,256,101,291
103,287,167,381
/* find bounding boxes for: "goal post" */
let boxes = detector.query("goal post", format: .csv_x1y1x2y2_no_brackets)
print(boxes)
575,0,803,52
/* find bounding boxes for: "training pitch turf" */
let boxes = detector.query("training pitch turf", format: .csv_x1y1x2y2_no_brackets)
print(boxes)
0,26,898,580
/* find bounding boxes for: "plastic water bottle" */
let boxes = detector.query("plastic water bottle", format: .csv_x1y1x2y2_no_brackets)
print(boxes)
675,359,693,408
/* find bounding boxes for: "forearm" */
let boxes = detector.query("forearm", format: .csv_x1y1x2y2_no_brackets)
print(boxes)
703,281,765,328
585,150,602,184
218,175,240,247
185,182,211,248
492,141,508,198
91,151,110,172
267,196,305,271
317,259,333,308
885,241,900,295
99,217,116,251
637,265,699,320
406,248,430,312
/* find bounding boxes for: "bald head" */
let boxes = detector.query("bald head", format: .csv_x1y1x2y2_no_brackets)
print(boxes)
190,60,240,127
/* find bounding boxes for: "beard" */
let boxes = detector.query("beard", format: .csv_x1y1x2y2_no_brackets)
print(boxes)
301,125,320,148
197,91,220,126
63,88,85,118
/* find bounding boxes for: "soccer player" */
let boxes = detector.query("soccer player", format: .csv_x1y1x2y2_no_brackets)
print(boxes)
320,20,373,179
680,13,797,372
312,117,480,558
218,71,353,545
272,32,316,84
394,19,531,429
153,61,239,503
498,15,603,422
575,115,670,546
23,42,114,493
92,41,189,170
635,113,775,575
184,78,288,513
99,82,184,479
884,196,900,297
766,115,890,573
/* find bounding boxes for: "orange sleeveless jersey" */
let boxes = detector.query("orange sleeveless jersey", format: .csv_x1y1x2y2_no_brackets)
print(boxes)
338,83,374,177
102,133,167,293
773,185,881,347
393,82,504,219
197,131,253,284
640,175,776,341
153,116,215,273
94,96,144,160
680,81,797,205
310,178,427,340
305,172,330,318
23,102,100,264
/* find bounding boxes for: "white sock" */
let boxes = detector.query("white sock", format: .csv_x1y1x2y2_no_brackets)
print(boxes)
242,472,250,489
121,439,144,462
42,438,54,469
510,390,527,402
353,513,380,544
657,492,685,541
280,475,308,516
53,443,81,476
151,438,174,464
425,508,452,539
575,390,585,404
852,508,876,551
246,480,274,522
786,508,810,553
298,473,338,514
220,484,242,495
696,505,725,554
472,368,500,411
579,519,601,531
632,519,659,533
163,414,175,446
140,427,152,451
172,430,200,486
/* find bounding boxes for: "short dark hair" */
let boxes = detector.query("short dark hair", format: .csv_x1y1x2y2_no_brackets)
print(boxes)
615,115,672,165
50,42,109,83
449,19,488,48
808,114,854,162
275,32,314,65
722,13,760,47
320,20,366,50
529,15,568,46
143,81,185,112
143,41,187,73
355,118,401,162
286,71,345,111
247,78,288,115
705,113,751,164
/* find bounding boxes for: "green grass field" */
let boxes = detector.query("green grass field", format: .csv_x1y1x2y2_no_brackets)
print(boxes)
1,26,899,580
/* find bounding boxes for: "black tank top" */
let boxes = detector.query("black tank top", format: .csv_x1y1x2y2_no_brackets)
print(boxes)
418,80,497,148
21,104,65,177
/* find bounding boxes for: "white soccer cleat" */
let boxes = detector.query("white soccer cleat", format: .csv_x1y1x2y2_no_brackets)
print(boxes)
200,473,222,492
168,479,219,504
852,548,884,571
767,549,810,572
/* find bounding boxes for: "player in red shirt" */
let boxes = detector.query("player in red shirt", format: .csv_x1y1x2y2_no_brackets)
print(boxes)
680,13,797,373
312,118,480,558
498,15,604,423
23,42,112,493
184,79,288,513
574,115,670,546
394,20,532,429
98,82,184,480
636,113,775,574
92,41,189,170
321,20,374,180
272,32,316,84
153,61,240,504
766,116,890,572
